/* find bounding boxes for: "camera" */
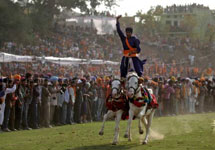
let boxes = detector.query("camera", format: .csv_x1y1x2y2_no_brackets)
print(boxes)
60,86,66,94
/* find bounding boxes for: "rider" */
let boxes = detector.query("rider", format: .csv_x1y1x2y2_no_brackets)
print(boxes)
116,15,146,80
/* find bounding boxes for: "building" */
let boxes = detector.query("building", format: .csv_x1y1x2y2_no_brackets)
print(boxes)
161,4,215,38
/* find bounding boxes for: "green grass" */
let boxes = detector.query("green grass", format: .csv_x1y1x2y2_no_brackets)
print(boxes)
0,113,215,150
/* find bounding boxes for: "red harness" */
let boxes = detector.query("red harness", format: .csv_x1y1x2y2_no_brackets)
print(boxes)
130,87,159,108
106,93,127,112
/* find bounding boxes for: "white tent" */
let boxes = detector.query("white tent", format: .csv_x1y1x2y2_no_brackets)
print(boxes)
0,52,120,65
0,53,33,63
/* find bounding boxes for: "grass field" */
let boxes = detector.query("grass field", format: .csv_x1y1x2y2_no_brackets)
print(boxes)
0,113,215,150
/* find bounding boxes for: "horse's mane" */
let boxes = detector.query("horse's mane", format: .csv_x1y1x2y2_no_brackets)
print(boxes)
126,72,138,79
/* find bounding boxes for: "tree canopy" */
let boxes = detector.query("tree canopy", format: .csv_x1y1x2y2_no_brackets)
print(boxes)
0,0,118,45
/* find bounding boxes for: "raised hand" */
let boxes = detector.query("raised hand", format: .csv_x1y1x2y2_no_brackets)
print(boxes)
116,15,122,21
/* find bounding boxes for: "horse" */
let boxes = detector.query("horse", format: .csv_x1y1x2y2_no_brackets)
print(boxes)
99,78,128,145
124,72,158,144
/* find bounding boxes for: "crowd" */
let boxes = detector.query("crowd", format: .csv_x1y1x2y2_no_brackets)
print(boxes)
145,76,215,116
0,73,110,132
1,16,215,133
1,20,214,78
0,72,215,133
0,24,121,61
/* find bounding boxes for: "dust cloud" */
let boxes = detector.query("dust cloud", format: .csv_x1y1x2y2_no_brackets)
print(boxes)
212,120,215,134
150,129,165,140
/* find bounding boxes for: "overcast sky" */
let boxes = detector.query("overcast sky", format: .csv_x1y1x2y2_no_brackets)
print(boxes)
111,0,215,16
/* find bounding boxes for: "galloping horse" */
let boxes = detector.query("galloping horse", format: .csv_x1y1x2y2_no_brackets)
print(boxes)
124,72,158,144
99,79,128,145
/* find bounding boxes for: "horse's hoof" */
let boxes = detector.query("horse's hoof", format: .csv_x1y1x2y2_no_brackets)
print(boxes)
124,134,128,138
99,131,104,136
139,130,144,134
112,142,117,145
142,141,147,145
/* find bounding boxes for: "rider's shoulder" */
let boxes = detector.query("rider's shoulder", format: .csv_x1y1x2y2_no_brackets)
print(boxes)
131,36,137,39
131,36,140,43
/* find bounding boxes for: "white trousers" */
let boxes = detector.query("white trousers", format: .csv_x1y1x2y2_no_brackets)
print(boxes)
0,102,5,125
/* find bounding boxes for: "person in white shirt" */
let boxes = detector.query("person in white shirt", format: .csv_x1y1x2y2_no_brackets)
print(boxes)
0,79,17,131
61,79,71,124
66,80,76,124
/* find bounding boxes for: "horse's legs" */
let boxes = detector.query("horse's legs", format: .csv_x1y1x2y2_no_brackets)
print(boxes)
112,110,123,145
99,110,114,135
143,110,155,144
138,117,144,134
126,109,134,141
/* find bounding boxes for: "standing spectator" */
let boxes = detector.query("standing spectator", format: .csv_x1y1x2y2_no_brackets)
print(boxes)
174,80,181,115
96,77,105,121
80,79,90,123
2,80,15,132
186,79,192,113
9,80,18,131
50,80,58,125
66,80,76,124
38,78,43,127
89,79,98,121
74,79,83,124
48,79,59,125
190,81,199,113
0,79,17,132
30,79,40,129
22,79,32,130
163,80,175,116
157,80,164,116
198,79,207,113
206,80,213,112
181,79,188,114
41,79,51,128
61,79,70,125
15,78,26,130
56,78,64,125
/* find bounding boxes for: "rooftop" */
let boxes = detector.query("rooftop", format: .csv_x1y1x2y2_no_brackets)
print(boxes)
164,3,210,14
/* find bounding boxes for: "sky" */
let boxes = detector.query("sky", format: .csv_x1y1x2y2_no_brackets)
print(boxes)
111,0,215,16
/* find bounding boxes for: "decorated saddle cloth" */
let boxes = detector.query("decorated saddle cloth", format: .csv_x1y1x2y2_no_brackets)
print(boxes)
148,94,159,109
132,88,158,108
106,94,128,112
106,94,129,120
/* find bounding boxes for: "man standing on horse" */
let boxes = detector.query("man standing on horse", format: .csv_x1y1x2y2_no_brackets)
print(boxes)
116,15,146,79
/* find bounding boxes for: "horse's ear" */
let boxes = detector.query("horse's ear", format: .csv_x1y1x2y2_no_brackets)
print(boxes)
138,77,144,85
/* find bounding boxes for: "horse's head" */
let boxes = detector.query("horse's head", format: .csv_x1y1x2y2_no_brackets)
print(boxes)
126,72,140,99
111,79,122,99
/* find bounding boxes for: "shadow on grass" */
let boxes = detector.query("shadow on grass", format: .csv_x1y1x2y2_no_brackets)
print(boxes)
69,142,138,150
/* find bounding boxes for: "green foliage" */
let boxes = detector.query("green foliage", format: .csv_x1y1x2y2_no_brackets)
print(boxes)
0,0,33,45
135,6,163,36
0,0,118,45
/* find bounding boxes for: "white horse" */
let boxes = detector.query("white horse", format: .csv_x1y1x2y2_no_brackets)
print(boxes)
124,72,156,144
99,79,128,145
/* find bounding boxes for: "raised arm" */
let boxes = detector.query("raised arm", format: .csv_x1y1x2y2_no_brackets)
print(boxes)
5,84,17,95
116,15,126,41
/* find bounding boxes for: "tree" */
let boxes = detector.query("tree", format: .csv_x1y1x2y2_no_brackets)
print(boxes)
181,14,197,37
135,6,163,36
0,0,118,45
0,0,33,45
24,0,118,32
